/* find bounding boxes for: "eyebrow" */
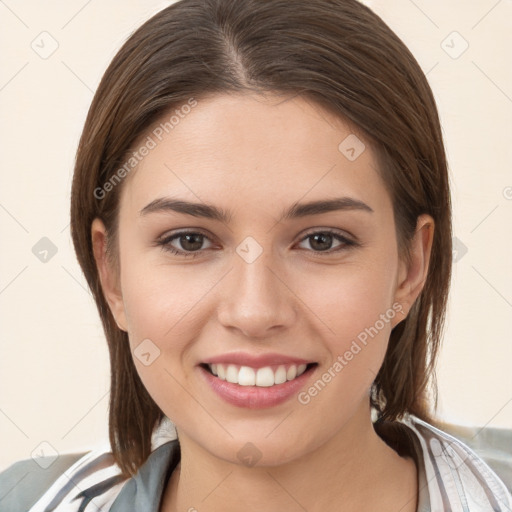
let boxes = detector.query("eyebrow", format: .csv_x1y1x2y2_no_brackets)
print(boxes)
139,196,373,223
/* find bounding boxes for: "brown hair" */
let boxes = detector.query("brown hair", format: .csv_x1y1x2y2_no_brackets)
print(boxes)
70,0,452,477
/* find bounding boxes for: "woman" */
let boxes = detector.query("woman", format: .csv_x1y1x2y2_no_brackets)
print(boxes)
1,0,511,510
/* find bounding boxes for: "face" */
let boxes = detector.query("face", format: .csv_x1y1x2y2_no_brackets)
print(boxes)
93,93,430,467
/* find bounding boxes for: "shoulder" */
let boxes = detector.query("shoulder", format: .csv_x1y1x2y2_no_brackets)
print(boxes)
1,419,179,512
0,444,131,512
403,415,512,511
0,452,89,512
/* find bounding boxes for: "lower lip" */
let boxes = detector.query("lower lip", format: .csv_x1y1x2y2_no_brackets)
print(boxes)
199,365,316,409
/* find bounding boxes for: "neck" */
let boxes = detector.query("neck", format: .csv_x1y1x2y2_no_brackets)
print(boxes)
161,402,417,512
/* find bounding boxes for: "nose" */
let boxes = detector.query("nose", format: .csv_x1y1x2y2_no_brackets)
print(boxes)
216,248,297,339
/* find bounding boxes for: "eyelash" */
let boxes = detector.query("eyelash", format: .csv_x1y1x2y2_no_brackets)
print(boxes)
155,228,358,259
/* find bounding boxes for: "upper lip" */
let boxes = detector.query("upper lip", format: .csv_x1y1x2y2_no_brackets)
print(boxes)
202,352,313,367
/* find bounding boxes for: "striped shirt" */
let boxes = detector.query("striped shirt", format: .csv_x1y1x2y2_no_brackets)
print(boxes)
2,415,511,511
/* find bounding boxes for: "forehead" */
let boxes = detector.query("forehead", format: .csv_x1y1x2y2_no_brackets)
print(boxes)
120,93,389,218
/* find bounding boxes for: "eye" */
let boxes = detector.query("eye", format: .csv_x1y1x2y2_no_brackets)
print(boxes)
297,229,357,254
156,228,358,259
156,230,213,258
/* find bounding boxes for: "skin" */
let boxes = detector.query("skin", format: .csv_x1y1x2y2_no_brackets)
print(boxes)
92,92,434,512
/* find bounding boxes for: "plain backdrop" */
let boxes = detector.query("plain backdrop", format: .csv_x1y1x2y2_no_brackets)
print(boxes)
1,0,511,471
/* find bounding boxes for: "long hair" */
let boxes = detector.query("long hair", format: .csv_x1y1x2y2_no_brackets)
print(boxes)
70,0,452,477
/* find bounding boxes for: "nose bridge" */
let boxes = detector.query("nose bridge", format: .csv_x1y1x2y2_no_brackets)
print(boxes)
217,237,296,337
236,248,277,303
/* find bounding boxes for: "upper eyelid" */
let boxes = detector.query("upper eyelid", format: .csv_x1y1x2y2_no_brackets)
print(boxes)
158,228,214,244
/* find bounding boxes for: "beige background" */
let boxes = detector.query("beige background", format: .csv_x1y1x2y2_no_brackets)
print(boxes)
0,0,511,471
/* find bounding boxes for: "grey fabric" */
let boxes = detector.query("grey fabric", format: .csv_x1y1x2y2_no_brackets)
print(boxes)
43,452,121,511
109,440,180,512
438,422,512,494
0,452,88,512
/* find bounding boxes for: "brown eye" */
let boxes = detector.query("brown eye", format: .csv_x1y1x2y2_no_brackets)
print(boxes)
157,231,213,258
307,232,336,251
174,233,205,252
298,230,356,254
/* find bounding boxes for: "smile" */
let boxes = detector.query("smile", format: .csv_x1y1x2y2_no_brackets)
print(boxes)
199,354,318,409
206,363,309,387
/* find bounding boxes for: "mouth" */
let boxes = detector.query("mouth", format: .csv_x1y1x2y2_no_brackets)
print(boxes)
200,362,317,387
198,352,318,408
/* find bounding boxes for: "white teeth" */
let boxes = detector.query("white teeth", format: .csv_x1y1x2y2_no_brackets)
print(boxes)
274,365,287,384
226,364,239,384
255,367,274,387
207,363,310,386
286,365,297,381
238,366,256,386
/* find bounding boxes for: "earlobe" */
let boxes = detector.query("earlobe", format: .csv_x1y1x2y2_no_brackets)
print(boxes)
393,214,435,322
91,218,128,332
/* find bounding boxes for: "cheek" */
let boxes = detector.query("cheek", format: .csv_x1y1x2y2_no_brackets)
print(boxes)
119,249,208,341
302,254,399,391
120,269,198,425
300,254,398,344
295,269,398,420
117,253,214,416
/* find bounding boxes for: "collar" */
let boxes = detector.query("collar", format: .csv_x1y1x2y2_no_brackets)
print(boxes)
109,440,180,512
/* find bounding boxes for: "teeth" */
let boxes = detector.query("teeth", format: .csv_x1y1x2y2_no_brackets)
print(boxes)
274,365,287,385
208,363,309,387
239,366,256,386
286,365,297,381
226,364,239,384
255,367,274,387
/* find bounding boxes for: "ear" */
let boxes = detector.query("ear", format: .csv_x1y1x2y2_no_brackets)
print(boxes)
91,218,128,332
391,214,434,327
